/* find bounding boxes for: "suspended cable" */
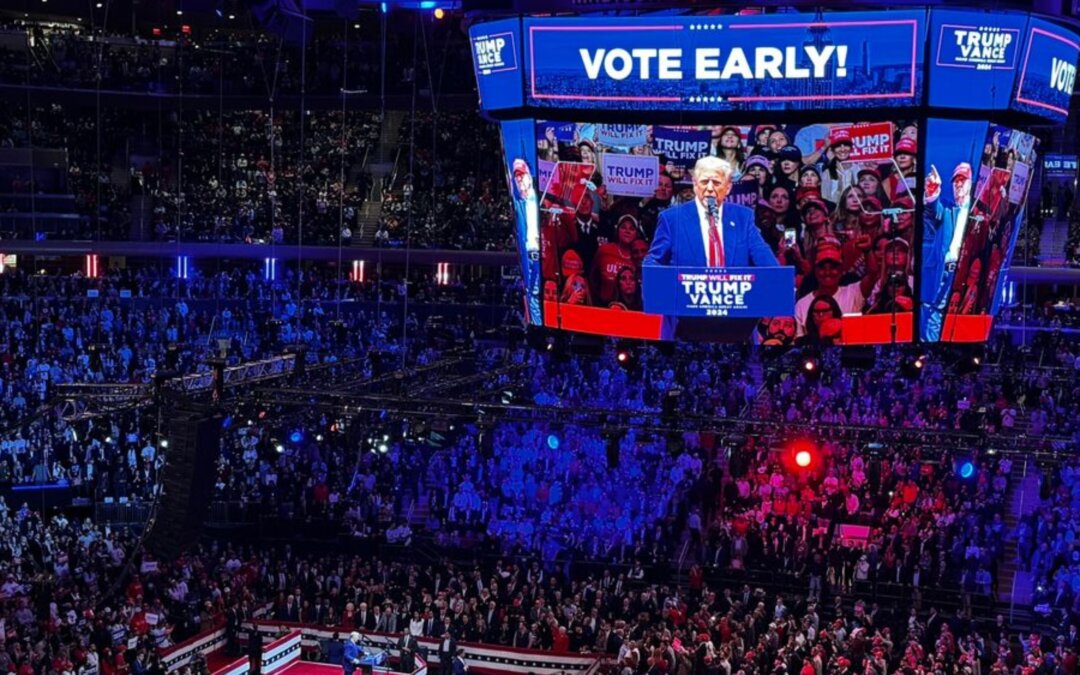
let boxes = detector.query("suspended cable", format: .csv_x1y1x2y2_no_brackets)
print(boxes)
400,13,422,370
335,21,351,322
295,8,308,323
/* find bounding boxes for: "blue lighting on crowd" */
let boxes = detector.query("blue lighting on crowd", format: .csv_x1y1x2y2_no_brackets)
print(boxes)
546,434,560,450
958,461,975,479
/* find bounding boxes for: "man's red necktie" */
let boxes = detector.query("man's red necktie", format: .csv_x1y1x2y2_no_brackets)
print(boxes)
708,213,725,267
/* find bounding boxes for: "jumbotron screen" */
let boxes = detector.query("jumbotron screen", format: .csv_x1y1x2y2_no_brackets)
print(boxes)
504,119,919,345
922,120,1038,343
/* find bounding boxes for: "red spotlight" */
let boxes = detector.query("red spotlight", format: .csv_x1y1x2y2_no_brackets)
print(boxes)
786,440,819,473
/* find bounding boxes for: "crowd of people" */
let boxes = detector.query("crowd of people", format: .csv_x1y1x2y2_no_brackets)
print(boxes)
1,101,518,250
529,122,922,340
0,500,156,675
376,113,515,251
1,104,381,245
185,546,1080,675
0,21,470,97
2,9,1080,675
1029,456,1080,626
0,264,523,497
0,263,1077,675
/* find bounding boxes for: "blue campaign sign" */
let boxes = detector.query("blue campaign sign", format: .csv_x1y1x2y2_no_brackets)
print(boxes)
928,10,1028,111
642,266,795,318
522,12,925,111
1013,19,1079,121
1043,153,1078,178
470,19,524,111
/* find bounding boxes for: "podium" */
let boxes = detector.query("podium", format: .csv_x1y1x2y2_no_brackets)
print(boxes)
642,265,795,341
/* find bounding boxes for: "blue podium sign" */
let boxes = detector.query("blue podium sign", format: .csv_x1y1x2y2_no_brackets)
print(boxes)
642,266,795,318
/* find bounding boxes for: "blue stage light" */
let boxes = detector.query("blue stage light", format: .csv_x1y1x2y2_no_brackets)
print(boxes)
958,461,975,479
289,430,303,444
547,434,560,450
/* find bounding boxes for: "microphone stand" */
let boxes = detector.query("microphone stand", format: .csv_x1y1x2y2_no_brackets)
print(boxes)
880,207,904,345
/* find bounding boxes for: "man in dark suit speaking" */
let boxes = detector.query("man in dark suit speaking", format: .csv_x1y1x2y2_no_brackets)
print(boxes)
644,156,779,339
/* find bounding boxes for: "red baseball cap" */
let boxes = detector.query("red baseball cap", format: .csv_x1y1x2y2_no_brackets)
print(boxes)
894,138,917,156
952,162,972,181
815,245,843,265
828,128,853,147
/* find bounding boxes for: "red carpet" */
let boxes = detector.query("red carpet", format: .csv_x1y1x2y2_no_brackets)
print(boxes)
273,662,343,675
206,652,238,673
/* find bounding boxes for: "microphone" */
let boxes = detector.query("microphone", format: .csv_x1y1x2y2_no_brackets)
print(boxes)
705,195,718,217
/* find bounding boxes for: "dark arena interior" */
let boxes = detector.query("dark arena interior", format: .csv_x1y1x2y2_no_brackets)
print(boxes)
3,1,1080,674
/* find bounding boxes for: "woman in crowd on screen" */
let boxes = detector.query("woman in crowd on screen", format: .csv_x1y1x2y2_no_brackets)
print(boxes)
856,167,891,209
818,128,855,204
748,125,774,157
538,126,560,162
610,266,643,312
765,184,799,233
767,129,790,157
591,215,641,306
798,165,822,191
883,138,918,202
560,273,592,306
774,145,803,190
866,273,915,315
742,155,772,203
801,294,844,346
831,185,867,237
713,126,746,179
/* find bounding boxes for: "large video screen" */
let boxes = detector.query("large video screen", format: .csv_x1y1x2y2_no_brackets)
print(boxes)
521,12,925,112
509,120,920,344
920,119,1037,342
